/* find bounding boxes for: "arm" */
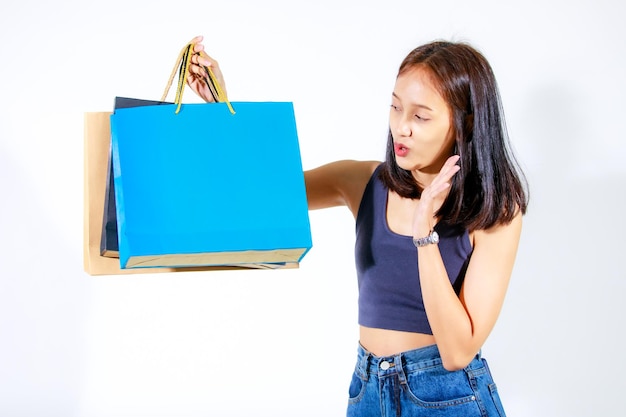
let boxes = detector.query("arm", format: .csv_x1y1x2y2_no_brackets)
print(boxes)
304,160,380,216
413,156,523,370
418,214,522,371
184,37,380,216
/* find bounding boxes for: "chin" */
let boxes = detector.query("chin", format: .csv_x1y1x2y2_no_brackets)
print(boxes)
394,157,419,172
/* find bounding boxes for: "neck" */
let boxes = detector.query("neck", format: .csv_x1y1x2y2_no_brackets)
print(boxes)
411,169,438,191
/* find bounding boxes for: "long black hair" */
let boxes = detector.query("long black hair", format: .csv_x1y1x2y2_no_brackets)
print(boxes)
379,41,528,231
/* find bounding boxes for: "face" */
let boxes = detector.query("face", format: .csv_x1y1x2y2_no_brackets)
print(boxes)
389,67,455,177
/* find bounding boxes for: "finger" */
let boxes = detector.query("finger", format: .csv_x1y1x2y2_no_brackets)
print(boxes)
436,165,460,189
425,162,460,196
193,42,204,54
186,73,207,94
189,54,209,74
437,155,461,179
189,51,212,69
442,154,460,169
442,161,461,177
186,73,198,87
198,52,216,68
188,62,208,78
189,35,203,45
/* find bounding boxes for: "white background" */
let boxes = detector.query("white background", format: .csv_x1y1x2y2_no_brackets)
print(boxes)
1,0,625,416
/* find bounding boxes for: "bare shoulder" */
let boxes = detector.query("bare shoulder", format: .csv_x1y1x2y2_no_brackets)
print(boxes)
472,209,523,246
468,210,523,279
304,160,381,215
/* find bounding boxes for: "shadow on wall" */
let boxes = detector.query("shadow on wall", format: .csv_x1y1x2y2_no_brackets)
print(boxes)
0,144,92,416
498,81,626,415
516,81,625,281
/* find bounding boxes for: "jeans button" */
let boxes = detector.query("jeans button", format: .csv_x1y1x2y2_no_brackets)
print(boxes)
380,360,390,370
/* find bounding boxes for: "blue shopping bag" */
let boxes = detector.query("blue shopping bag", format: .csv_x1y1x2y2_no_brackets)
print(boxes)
108,42,311,269
110,101,312,269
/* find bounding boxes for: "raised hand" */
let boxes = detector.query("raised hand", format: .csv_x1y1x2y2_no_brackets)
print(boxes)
412,155,461,237
185,35,228,103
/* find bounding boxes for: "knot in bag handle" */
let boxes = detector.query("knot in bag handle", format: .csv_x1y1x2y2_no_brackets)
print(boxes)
161,42,235,115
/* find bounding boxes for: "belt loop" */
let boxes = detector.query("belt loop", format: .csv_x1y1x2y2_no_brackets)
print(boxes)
359,348,371,382
394,354,407,385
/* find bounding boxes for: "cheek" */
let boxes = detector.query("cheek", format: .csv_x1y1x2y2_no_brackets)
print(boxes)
429,122,454,146
388,111,399,130
442,126,456,152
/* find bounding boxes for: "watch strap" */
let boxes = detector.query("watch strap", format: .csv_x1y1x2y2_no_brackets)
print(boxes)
413,230,439,247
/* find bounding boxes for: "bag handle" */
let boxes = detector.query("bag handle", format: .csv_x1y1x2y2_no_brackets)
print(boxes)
161,42,235,115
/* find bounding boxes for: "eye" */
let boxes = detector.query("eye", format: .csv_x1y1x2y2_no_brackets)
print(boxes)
390,104,400,111
414,114,430,121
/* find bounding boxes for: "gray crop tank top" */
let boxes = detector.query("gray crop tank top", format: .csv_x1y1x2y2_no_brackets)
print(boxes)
355,165,473,334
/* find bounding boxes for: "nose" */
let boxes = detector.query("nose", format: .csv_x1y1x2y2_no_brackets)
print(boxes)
396,114,412,137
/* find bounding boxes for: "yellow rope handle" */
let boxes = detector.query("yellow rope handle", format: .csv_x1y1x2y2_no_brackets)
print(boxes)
161,44,188,102
161,42,235,115
175,44,193,114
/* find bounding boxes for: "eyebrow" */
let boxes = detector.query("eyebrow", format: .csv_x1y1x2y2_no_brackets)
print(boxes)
392,92,434,111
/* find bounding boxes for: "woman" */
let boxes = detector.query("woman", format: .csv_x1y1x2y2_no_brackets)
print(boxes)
187,35,527,417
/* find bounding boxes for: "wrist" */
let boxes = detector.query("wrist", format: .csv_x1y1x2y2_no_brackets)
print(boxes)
412,215,436,239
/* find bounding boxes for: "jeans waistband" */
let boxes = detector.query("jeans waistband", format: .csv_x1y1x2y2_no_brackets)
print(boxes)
355,343,483,382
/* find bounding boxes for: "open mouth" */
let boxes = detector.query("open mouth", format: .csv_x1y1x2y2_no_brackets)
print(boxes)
394,143,409,157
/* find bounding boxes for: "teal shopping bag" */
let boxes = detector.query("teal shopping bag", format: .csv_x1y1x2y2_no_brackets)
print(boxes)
110,101,312,269
108,42,311,269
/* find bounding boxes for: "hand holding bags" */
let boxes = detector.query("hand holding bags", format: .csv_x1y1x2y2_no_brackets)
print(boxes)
84,42,312,274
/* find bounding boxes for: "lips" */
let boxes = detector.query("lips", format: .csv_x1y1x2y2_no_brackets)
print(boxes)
394,143,409,157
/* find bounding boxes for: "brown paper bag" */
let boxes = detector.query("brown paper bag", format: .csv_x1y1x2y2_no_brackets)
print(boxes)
83,112,296,275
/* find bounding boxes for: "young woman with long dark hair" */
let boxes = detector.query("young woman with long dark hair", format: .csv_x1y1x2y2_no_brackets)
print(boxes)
187,35,528,417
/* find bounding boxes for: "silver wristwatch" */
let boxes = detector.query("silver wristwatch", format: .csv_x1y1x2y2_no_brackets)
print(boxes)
413,230,439,247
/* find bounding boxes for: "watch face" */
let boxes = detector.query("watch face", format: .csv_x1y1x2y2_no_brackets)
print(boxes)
431,231,439,244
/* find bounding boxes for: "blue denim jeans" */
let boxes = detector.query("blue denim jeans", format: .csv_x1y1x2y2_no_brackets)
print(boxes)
347,344,506,417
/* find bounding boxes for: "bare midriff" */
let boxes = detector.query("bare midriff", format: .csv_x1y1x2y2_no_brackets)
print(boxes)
359,326,436,357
